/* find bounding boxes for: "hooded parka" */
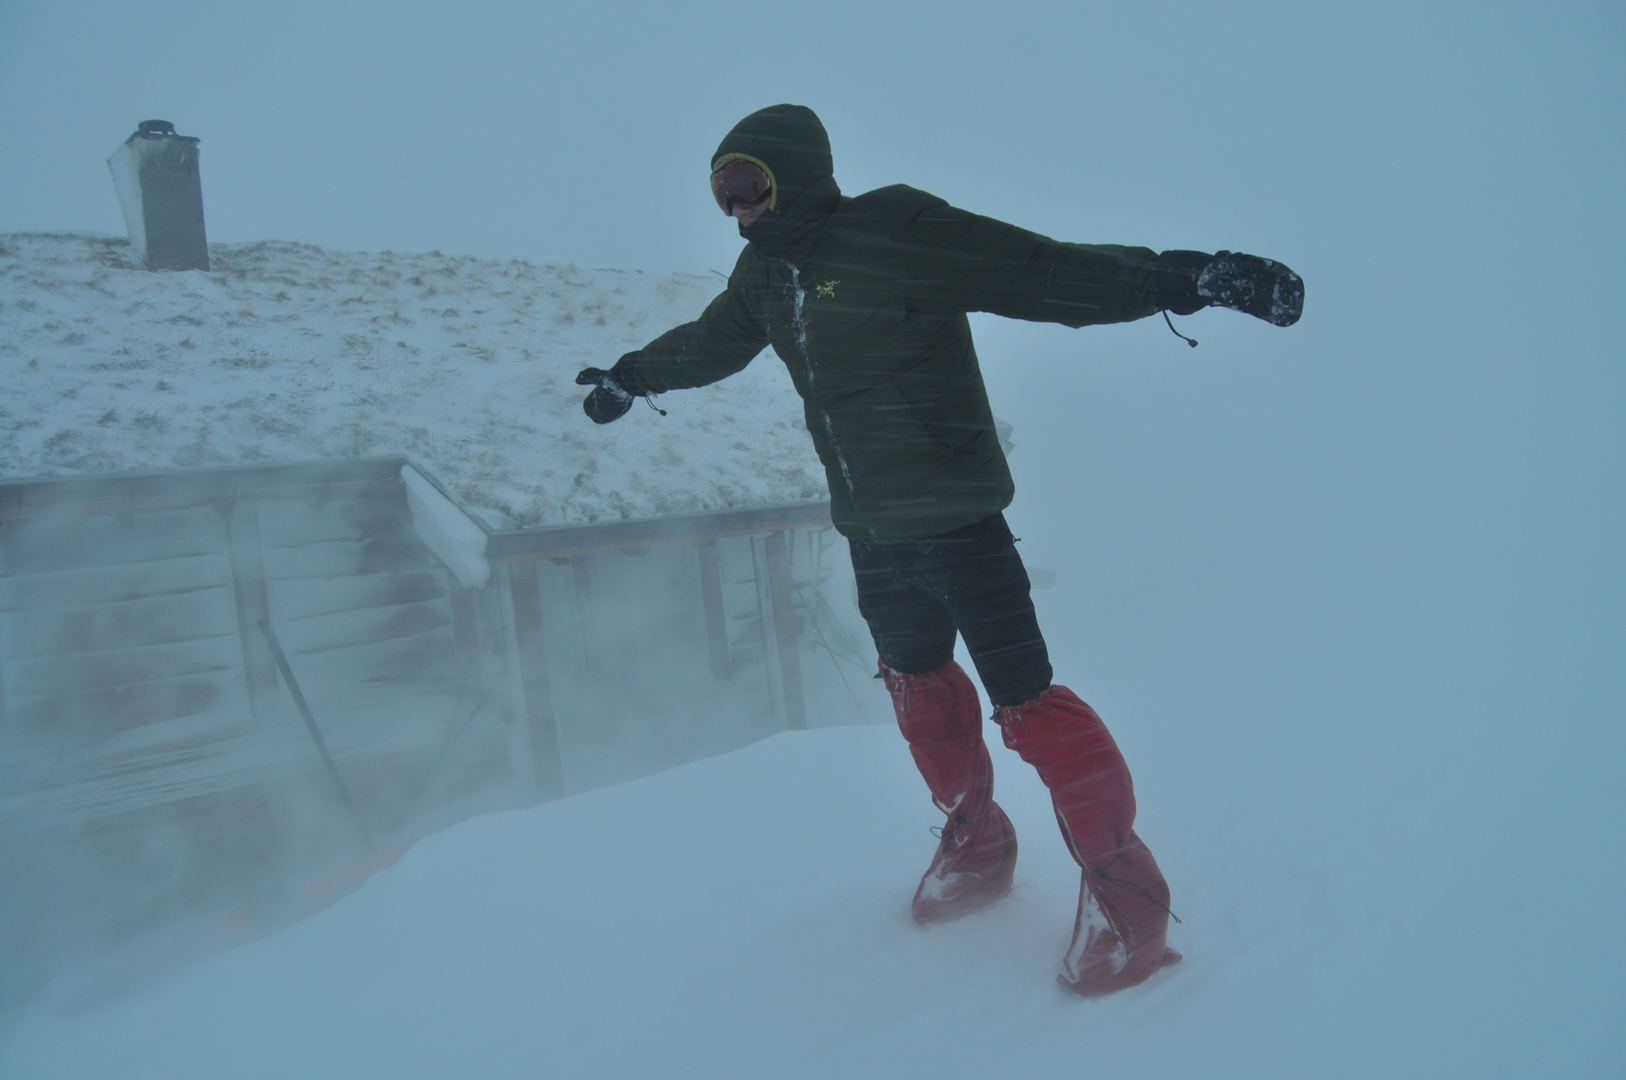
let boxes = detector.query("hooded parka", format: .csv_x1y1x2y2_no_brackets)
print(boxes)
633,105,1160,543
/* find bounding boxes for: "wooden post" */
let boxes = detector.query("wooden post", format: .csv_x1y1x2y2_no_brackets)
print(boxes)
506,560,563,799
0,520,9,727
447,579,482,695
748,537,776,716
570,557,594,664
0,606,8,731
221,499,277,717
697,540,730,682
762,530,806,730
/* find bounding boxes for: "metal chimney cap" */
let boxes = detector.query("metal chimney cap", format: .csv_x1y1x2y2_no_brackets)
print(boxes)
130,120,199,143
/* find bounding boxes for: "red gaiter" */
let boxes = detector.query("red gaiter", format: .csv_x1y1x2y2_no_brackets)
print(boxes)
882,661,1018,924
996,686,1179,995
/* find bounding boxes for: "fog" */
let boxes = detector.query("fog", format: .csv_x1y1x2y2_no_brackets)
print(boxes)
2,0,1623,1076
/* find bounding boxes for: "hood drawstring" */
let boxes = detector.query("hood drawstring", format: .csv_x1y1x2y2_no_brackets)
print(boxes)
1163,309,1199,348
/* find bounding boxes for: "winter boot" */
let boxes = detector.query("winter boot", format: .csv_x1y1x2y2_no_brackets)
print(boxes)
882,660,1018,924
995,685,1179,995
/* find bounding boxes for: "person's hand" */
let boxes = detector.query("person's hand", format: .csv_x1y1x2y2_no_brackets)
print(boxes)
576,351,643,424
1155,250,1304,327
1198,252,1303,327
576,367,632,424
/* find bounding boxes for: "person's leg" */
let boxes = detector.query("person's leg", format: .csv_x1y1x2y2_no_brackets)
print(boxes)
906,513,1050,708
995,690,1178,994
850,534,958,677
850,536,1017,923
913,515,1177,994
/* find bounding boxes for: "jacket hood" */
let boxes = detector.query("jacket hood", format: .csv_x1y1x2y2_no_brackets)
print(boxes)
713,104,841,260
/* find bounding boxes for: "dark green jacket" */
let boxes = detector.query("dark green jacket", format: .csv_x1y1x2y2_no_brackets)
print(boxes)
635,106,1159,543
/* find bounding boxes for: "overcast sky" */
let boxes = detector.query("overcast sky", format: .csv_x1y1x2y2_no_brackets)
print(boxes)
1,1,1614,274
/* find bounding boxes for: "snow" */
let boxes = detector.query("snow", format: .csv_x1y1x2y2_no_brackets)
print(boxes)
0,726,1268,1079
104,146,147,266
399,464,489,589
7,710,1607,1079
0,233,828,527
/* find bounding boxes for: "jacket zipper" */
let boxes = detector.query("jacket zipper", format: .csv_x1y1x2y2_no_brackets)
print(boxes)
788,264,871,539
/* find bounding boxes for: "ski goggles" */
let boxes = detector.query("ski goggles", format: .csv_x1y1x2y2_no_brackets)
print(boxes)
710,154,776,215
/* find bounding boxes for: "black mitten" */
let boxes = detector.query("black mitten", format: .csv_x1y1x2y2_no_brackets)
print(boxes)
1198,252,1304,327
1156,250,1305,327
576,351,644,425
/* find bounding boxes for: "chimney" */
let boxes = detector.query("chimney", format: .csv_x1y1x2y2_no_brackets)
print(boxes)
107,120,210,271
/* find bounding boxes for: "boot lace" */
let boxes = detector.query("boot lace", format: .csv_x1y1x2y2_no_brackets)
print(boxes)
1090,852,1182,924
929,813,968,847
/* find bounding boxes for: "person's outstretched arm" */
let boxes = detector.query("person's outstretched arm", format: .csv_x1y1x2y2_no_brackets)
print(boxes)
886,189,1160,327
887,188,1302,330
577,256,769,424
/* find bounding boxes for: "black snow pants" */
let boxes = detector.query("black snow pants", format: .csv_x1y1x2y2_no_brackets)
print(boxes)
849,513,1053,709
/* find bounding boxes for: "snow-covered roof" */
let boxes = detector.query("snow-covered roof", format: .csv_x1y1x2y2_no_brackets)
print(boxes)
0,233,827,528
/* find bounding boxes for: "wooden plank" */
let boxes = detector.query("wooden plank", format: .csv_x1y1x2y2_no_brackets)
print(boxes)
0,712,282,825
260,498,439,577
261,569,447,623
259,536,440,580
0,504,228,577
1,585,237,660
7,671,241,741
762,530,807,730
486,501,832,563
223,499,278,714
251,627,459,717
4,683,461,827
0,553,230,613
268,600,453,658
0,479,403,524
0,457,407,520
258,533,439,579
9,635,242,697
505,561,562,800
697,541,731,682
254,489,416,550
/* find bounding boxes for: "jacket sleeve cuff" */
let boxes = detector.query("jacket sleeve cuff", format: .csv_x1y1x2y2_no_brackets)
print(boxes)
609,351,646,396
1153,250,1214,316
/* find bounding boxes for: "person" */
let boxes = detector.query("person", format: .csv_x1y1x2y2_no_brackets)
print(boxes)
576,104,1302,996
